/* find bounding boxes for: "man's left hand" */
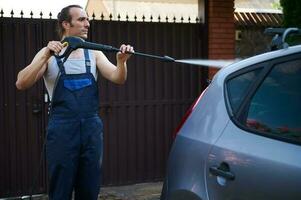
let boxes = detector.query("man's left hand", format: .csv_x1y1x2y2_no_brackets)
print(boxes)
117,44,134,63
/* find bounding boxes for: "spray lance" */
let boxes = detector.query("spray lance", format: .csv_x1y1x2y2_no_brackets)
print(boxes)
55,36,175,63
55,36,235,68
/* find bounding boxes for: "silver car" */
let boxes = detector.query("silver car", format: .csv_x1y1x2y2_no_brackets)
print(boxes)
161,28,301,200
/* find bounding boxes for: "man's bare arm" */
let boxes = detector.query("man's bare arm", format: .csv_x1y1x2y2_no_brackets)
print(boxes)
94,44,133,85
16,41,64,90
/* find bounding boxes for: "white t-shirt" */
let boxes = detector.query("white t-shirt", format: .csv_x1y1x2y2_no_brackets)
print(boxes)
43,50,97,100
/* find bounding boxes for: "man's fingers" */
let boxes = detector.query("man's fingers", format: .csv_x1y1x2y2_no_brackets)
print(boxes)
129,46,134,53
120,44,126,53
53,42,63,51
125,45,132,53
119,44,134,54
48,41,66,54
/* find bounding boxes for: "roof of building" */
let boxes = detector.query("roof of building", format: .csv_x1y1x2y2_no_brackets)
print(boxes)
234,11,283,27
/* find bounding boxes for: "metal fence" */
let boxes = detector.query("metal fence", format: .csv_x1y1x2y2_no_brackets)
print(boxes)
0,16,208,198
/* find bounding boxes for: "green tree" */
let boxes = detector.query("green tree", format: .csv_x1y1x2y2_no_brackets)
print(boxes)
280,0,301,45
272,2,282,10
280,0,301,28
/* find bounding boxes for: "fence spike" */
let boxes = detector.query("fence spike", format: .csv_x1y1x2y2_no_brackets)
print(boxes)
173,16,176,23
101,13,104,20
134,14,137,22
165,16,168,22
10,9,14,18
0,9,3,18
117,13,121,21
181,16,184,23
109,13,112,21
158,15,161,22
196,17,199,23
142,15,145,22
49,12,52,19
126,14,129,21
92,12,95,20
20,10,24,18
188,16,191,23
30,11,33,18
150,15,153,22
40,11,43,18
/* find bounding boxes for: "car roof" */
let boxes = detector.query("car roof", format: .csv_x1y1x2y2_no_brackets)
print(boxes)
216,44,301,81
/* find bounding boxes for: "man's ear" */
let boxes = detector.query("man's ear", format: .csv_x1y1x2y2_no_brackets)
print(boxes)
62,21,70,31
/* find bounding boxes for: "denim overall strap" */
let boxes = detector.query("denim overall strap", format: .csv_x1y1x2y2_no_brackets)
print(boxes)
84,48,91,73
54,57,66,75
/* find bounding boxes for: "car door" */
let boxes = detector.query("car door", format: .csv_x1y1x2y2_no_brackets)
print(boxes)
205,55,301,200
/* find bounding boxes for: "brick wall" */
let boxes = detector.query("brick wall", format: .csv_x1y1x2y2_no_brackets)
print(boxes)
208,0,235,79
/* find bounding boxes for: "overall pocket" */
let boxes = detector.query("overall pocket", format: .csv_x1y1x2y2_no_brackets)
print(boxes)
63,78,92,91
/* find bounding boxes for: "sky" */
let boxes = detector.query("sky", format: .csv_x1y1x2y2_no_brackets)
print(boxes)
0,0,87,18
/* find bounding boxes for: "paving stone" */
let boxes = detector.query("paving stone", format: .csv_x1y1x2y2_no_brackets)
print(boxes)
0,182,162,200
99,182,162,200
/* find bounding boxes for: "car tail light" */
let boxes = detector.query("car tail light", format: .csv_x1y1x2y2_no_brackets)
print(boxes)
173,87,208,138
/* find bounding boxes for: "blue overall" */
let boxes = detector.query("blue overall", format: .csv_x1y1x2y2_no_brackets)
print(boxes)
46,49,103,200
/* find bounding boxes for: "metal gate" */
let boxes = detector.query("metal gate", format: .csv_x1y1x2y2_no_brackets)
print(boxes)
0,17,207,197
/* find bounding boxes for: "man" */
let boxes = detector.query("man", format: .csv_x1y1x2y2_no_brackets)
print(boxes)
16,5,134,200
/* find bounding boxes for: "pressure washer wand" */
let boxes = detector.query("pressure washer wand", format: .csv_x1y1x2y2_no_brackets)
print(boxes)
79,40,175,62
56,36,176,63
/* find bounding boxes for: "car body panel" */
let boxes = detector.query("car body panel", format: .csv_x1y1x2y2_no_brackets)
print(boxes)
206,121,301,200
163,72,230,200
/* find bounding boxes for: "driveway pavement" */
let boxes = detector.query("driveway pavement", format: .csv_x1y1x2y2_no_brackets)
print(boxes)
0,182,163,200
99,182,163,200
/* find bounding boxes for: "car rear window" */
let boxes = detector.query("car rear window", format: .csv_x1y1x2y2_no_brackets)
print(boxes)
245,59,301,143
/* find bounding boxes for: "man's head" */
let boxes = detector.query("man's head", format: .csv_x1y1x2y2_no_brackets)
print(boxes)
57,5,90,39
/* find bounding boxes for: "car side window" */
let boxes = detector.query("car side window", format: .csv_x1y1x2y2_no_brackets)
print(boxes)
245,59,301,143
227,68,262,113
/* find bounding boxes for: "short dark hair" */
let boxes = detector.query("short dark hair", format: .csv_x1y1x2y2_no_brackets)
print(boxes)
57,5,83,38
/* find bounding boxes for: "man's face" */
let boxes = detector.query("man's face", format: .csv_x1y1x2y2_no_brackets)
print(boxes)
64,7,90,39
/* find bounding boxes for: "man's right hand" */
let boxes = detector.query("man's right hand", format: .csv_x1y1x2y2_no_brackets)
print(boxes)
16,42,64,90
47,41,65,55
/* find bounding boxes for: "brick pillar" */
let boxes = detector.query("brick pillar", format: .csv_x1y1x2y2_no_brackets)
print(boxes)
207,0,235,79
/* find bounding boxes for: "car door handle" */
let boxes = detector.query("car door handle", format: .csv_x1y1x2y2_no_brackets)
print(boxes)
209,166,235,181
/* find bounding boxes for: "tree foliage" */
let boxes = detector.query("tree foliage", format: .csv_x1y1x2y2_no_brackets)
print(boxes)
280,0,301,28
280,0,301,45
